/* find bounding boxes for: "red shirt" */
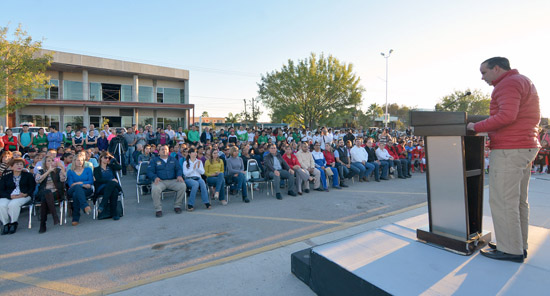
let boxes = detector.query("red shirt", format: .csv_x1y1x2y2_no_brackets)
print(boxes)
388,145,400,159
282,153,301,168
323,150,336,165
2,135,18,149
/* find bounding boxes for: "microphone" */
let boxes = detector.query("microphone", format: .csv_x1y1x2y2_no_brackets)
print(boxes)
444,91,472,109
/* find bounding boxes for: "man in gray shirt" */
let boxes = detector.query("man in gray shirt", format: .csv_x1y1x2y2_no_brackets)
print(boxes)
263,144,296,200
123,127,138,170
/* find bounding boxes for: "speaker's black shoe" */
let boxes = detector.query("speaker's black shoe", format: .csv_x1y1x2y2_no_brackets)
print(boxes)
276,193,283,200
480,248,524,263
488,242,527,258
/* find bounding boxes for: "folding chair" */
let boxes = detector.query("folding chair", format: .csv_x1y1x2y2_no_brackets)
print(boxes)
246,159,272,199
136,161,151,203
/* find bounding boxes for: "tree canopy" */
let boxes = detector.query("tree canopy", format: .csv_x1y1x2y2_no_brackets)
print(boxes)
225,112,241,124
0,25,52,125
434,89,490,115
258,53,364,128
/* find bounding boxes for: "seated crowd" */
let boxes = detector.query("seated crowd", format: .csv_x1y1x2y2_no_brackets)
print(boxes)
10,122,513,235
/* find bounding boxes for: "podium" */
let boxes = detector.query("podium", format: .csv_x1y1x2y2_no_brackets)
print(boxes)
410,111,491,255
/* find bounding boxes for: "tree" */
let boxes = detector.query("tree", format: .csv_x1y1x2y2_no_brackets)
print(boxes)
225,112,241,124
0,25,52,127
365,103,384,126
201,111,209,117
258,53,364,128
435,89,491,115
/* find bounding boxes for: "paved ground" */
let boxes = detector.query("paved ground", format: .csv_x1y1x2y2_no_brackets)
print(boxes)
112,174,550,296
0,171,429,296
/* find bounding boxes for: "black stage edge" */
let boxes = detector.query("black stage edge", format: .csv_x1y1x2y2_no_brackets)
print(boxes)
291,248,390,296
417,227,491,255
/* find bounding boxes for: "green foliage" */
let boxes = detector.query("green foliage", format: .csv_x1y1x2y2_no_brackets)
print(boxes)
365,103,384,126
258,53,364,128
387,103,414,126
0,24,52,116
201,111,209,117
225,112,241,124
434,89,491,115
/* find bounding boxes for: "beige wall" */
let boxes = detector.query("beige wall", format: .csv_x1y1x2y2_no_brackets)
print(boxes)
158,109,187,117
88,73,134,85
64,107,85,115
138,109,154,116
157,80,186,89
62,71,83,81
46,70,59,80
101,108,120,116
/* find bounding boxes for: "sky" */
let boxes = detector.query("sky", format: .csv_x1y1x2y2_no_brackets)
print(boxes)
2,0,549,122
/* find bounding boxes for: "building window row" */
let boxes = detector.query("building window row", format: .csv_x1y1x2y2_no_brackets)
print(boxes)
36,80,185,104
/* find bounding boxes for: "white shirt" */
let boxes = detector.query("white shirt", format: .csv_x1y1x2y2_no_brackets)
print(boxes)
248,132,255,142
182,159,204,178
311,150,326,167
375,148,392,161
350,146,369,163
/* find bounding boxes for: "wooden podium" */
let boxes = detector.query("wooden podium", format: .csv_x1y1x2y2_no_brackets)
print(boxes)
410,111,491,255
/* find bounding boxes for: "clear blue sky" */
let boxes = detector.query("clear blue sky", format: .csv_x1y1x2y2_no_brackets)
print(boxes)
2,0,549,122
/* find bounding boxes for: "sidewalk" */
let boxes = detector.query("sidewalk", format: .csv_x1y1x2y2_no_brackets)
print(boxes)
110,175,550,295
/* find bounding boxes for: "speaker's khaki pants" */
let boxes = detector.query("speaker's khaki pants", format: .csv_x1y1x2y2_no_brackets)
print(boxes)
489,148,538,255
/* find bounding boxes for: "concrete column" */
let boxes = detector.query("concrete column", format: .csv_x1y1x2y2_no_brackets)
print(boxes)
184,80,189,104
83,107,90,127
134,108,139,127
133,74,139,102
152,79,157,103
58,71,64,100
153,109,157,130
82,69,89,100
60,107,65,129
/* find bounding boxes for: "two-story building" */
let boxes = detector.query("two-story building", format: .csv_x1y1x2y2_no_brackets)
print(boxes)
12,50,194,130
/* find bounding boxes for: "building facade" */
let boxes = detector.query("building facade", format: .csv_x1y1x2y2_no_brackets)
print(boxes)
13,50,193,131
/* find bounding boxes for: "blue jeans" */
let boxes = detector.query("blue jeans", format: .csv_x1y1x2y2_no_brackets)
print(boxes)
231,172,247,197
185,178,209,206
207,174,226,201
370,161,389,180
316,168,328,190
325,167,340,187
68,185,93,222
379,160,392,178
351,162,366,178
364,162,375,179
126,146,135,167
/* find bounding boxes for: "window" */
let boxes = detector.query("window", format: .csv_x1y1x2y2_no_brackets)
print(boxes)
47,115,60,130
50,79,59,100
157,117,182,130
121,85,133,102
19,115,46,127
63,80,84,100
164,88,182,104
63,116,83,130
138,117,153,128
90,82,101,101
121,116,133,128
90,116,101,128
157,88,164,103
139,86,154,103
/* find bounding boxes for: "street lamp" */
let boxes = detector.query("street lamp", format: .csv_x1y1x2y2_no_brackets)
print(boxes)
381,49,393,128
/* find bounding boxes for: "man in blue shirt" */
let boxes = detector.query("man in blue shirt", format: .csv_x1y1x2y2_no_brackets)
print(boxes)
147,145,186,217
47,126,63,149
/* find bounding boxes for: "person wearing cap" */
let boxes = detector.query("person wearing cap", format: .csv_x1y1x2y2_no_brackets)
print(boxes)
0,158,36,235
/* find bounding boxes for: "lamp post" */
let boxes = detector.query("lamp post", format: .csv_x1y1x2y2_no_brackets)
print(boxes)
380,49,393,128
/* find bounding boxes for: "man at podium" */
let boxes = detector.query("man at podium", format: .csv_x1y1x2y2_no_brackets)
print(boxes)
467,57,540,263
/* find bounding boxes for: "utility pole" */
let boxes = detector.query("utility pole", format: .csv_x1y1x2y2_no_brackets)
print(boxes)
251,97,255,125
243,99,247,124
381,49,394,128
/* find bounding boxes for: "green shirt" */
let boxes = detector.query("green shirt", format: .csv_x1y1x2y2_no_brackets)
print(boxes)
33,134,48,149
188,130,200,142
258,135,268,145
